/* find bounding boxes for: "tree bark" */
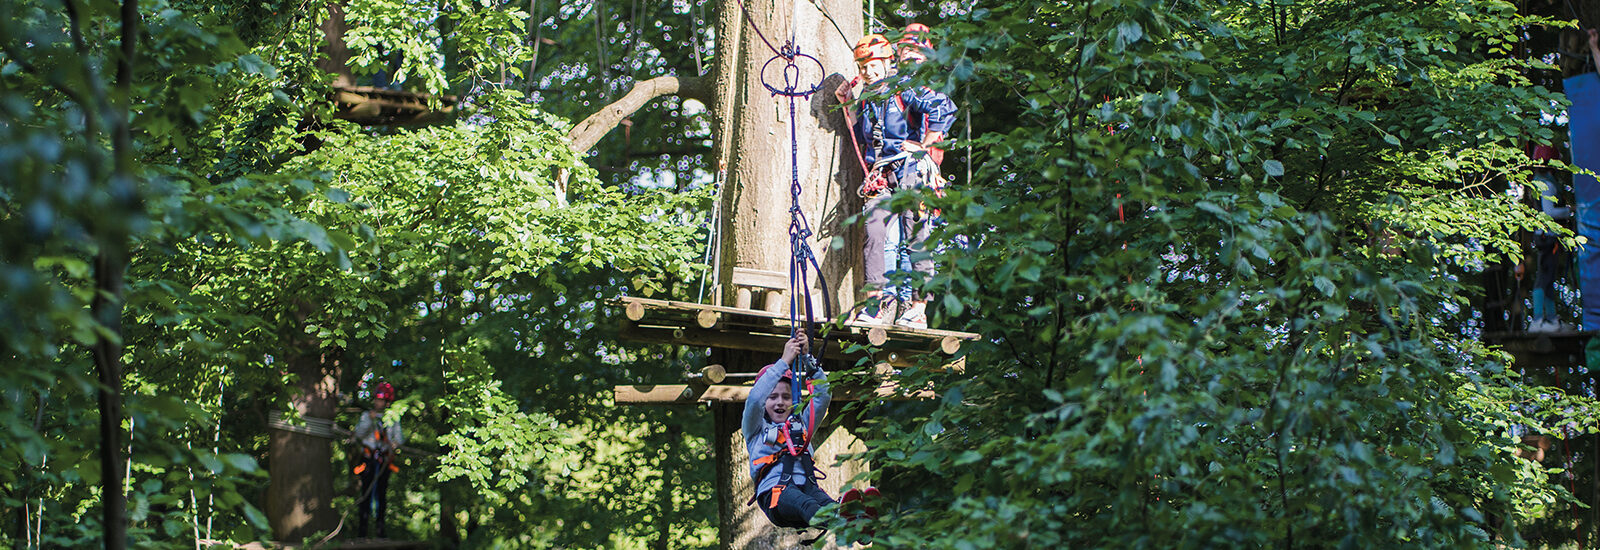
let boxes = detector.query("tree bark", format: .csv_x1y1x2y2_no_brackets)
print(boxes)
709,3,864,548
266,301,342,541
712,0,861,315
92,249,128,550
92,0,142,547
568,75,712,155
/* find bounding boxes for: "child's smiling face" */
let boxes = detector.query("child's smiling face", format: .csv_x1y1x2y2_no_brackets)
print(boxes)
766,380,793,423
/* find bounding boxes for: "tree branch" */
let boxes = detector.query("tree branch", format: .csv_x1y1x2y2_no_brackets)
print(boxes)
567,75,711,154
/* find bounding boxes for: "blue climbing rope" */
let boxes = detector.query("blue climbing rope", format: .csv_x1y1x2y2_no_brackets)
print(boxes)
733,0,834,429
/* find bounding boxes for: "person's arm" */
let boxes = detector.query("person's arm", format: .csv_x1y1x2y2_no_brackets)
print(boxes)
836,77,860,129
353,411,376,445
388,421,404,450
904,87,957,146
800,367,830,432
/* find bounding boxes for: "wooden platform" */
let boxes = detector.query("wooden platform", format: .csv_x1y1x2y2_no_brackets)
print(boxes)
614,381,933,405
229,538,428,549
332,85,456,126
611,296,979,405
617,296,977,359
1483,329,1595,370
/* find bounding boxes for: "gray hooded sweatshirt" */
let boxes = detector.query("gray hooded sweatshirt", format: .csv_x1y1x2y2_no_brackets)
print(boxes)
742,359,831,495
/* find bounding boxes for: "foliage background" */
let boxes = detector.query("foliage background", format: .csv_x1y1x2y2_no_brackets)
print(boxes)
2,0,1598,548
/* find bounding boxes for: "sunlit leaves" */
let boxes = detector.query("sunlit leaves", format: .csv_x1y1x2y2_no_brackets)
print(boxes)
825,1,1581,548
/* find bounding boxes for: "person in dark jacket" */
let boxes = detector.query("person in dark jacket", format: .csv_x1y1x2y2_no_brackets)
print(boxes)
836,33,957,328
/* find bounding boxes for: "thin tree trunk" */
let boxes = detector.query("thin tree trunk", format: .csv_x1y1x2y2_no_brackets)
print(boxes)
92,246,128,550
92,0,142,546
652,426,677,550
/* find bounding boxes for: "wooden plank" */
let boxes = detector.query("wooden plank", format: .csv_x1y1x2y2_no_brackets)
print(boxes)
732,267,790,290
614,383,932,405
620,324,960,367
615,295,981,343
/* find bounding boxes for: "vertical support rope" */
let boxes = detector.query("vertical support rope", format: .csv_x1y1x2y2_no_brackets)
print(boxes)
734,3,832,416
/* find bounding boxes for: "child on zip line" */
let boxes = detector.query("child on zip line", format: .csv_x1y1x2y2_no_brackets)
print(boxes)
743,334,877,533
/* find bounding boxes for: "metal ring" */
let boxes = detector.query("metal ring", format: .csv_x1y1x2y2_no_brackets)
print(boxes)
760,51,824,98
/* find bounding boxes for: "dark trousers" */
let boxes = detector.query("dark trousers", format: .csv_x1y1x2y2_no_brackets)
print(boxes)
356,455,391,538
863,194,894,289
888,206,936,301
757,482,836,528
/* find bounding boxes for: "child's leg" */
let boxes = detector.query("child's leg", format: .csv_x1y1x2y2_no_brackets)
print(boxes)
374,468,390,537
759,483,837,528
906,207,936,294
1537,243,1560,321
885,209,909,302
862,195,892,292
356,458,378,537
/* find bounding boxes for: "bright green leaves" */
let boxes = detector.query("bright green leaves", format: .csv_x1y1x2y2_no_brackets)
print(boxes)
832,0,1576,548
341,0,532,97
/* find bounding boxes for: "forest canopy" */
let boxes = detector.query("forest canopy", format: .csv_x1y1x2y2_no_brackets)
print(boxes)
2,0,1595,548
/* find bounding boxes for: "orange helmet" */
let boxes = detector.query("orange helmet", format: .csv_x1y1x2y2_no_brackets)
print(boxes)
898,23,931,49
853,34,892,62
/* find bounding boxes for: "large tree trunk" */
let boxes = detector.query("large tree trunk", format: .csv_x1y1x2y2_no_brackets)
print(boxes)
709,6,866,547
266,302,342,541
715,398,868,550
712,0,863,314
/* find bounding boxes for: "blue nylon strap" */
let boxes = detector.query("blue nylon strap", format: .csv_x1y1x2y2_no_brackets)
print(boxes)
1567,73,1600,330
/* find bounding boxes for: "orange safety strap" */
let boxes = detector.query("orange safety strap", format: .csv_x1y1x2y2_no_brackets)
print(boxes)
768,484,785,508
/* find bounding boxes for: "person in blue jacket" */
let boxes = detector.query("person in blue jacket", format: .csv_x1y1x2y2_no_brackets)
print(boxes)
744,334,833,527
836,33,957,328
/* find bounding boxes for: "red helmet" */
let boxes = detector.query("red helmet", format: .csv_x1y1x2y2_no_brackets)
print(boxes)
853,34,893,62
1531,145,1559,163
374,381,396,401
898,23,931,49
755,363,794,381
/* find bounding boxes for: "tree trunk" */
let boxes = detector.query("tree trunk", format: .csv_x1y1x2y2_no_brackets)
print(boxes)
266,302,342,541
92,248,128,550
710,2,866,548
712,0,863,314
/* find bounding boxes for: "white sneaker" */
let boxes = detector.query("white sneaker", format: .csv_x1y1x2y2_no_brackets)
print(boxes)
895,303,928,329
853,302,895,325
